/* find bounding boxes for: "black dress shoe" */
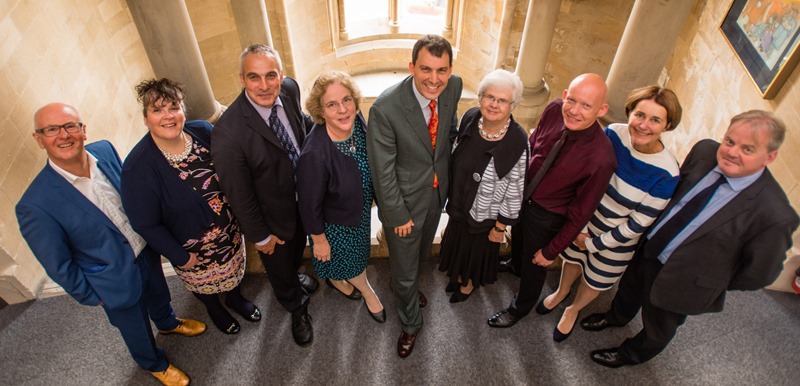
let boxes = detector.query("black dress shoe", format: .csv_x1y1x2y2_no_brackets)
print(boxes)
366,301,386,323
418,291,428,308
325,278,362,300
487,309,523,328
580,313,615,332
449,290,471,303
397,330,417,358
298,273,319,294
291,311,314,347
590,348,631,368
535,292,570,315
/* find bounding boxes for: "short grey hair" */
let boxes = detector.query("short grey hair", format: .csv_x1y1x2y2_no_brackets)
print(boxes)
477,69,524,108
728,109,786,152
239,44,282,74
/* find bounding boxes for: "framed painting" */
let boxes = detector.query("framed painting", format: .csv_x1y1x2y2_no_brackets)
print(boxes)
720,0,800,99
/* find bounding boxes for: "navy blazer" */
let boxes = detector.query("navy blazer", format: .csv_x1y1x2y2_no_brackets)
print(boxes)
121,120,215,267
296,113,368,234
16,141,156,310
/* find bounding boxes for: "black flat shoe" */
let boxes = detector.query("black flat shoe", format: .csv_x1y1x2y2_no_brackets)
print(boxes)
366,302,386,323
325,279,362,300
535,292,570,315
553,323,573,342
225,298,262,322
449,290,472,303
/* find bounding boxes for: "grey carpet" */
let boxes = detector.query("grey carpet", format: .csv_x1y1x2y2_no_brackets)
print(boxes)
1,258,798,385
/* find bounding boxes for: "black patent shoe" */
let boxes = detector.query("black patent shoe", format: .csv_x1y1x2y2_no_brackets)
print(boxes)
487,309,523,328
326,278,362,300
449,290,472,303
580,313,614,332
225,298,262,322
590,348,631,368
298,273,320,294
366,302,386,323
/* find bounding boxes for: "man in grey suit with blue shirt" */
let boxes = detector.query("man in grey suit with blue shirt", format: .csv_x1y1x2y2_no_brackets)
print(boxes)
367,34,463,358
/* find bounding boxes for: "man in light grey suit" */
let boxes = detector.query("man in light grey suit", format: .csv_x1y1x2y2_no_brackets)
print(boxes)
367,34,463,358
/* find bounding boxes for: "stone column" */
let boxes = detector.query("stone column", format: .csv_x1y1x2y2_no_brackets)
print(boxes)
603,0,694,123
512,0,562,131
126,0,223,122
231,0,274,49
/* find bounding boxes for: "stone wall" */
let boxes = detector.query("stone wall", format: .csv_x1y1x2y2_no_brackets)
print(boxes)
0,0,154,302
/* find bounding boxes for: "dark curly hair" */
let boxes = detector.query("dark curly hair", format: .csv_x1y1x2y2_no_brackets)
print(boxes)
135,78,185,117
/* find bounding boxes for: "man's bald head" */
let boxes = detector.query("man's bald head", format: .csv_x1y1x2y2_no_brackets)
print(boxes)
561,73,609,131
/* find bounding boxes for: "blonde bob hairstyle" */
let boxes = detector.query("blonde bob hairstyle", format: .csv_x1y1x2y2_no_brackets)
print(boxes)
305,71,363,125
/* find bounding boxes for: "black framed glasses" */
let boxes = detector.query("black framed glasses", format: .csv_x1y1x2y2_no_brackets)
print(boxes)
35,122,84,137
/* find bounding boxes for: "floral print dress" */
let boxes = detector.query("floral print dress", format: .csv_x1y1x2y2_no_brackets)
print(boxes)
169,141,245,294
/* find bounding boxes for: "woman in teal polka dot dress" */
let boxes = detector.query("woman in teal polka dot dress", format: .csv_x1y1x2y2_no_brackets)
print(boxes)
297,71,386,323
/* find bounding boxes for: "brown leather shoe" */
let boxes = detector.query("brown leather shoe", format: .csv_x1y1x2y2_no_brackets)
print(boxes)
397,330,418,358
159,318,207,337
418,291,427,308
150,364,190,386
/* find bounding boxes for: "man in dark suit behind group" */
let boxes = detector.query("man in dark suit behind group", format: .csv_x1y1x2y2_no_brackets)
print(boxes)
17,103,206,386
211,44,319,347
583,110,799,368
367,34,463,358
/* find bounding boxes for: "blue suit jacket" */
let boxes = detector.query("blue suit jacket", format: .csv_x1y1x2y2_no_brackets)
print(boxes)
16,141,151,310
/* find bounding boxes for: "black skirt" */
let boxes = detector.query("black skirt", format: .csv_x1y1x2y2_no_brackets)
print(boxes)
438,218,499,288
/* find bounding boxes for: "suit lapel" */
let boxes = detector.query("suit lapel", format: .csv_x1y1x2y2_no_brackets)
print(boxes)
401,78,434,156
238,92,284,150
44,164,121,233
681,171,768,245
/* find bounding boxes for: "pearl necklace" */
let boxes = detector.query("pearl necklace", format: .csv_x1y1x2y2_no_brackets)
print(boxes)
478,117,510,139
161,131,192,164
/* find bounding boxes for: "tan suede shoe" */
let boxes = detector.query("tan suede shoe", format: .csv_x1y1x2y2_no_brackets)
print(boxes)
158,318,206,337
150,364,190,386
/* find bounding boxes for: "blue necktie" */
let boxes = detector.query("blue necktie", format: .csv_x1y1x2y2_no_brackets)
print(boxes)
268,106,299,171
644,174,727,260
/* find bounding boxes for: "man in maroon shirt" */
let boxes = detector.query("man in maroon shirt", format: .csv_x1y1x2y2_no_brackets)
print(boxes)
489,73,617,329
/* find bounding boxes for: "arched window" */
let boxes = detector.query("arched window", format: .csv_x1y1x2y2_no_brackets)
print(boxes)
329,0,460,48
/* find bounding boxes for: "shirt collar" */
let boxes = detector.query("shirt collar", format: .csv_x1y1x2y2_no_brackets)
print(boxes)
411,80,434,110
245,90,284,116
49,152,97,183
714,166,763,192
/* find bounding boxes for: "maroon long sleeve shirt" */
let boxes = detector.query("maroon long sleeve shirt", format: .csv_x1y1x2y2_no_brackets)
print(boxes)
528,99,617,260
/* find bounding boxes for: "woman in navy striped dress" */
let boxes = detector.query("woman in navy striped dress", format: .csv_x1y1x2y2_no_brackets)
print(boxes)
540,86,683,342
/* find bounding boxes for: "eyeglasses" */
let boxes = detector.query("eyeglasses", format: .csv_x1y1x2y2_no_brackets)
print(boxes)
482,94,512,106
35,122,84,137
324,96,355,111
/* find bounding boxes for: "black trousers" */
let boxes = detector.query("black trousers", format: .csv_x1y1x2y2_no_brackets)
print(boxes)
509,200,565,316
258,215,309,315
605,252,688,364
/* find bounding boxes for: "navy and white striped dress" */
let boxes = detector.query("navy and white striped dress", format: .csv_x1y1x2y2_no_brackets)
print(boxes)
561,123,679,290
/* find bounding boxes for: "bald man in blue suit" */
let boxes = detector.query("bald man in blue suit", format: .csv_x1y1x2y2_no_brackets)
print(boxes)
16,103,206,386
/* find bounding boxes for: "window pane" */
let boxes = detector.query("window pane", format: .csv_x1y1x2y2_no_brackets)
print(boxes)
344,0,388,23
398,0,446,26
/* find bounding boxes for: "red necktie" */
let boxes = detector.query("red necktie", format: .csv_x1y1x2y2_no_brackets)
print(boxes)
428,100,439,188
